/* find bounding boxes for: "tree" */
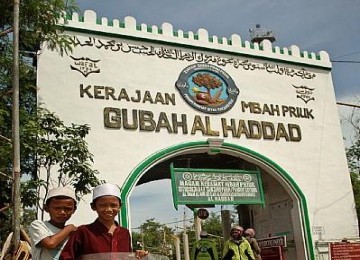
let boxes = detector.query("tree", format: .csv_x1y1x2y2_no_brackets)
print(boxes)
346,135,360,234
201,212,225,258
191,73,224,105
23,107,102,216
134,218,175,257
0,0,78,55
348,152,360,236
342,102,360,235
202,212,224,238
350,172,360,222
347,139,360,175
192,73,223,92
0,0,102,247
0,107,103,245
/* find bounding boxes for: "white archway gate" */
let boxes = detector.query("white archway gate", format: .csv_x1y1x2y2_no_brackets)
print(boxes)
120,140,315,260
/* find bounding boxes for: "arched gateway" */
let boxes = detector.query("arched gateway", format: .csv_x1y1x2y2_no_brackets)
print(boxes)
120,140,314,259
37,10,358,260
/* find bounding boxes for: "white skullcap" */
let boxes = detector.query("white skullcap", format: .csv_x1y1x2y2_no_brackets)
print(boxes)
92,183,121,201
200,231,208,237
46,186,76,202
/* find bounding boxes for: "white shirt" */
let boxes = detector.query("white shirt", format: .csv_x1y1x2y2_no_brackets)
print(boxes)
29,220,68,260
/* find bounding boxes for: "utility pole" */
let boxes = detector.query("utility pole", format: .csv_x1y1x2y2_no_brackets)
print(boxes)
162,225,166,255
194,212,202,241
183,209,190,260
12,0,21,256
174,235,181,260
221,209,231,241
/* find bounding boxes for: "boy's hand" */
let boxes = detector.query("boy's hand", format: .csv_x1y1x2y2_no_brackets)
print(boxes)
66,224,77,232
135,249,148,259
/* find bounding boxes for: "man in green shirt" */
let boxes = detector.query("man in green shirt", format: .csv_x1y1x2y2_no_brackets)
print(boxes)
191,231,218,260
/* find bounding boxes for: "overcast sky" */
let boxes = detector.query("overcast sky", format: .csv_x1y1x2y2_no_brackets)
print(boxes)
75,0,360,230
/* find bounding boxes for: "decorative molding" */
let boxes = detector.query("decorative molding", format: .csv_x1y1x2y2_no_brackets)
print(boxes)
60,10,331,70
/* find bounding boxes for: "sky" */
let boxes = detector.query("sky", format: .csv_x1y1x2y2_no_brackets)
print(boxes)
75,0,360,231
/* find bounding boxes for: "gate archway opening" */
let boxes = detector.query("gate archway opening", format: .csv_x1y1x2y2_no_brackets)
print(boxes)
120,140,315,259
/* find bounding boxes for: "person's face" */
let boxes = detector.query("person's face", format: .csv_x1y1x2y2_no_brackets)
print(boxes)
45,198,76,228
92,196,121,223
231,229,242,240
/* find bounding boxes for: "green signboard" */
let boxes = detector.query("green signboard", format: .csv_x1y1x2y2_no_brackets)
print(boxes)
170,164,265,209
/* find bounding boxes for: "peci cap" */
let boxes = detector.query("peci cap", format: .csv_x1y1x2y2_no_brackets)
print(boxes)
92,183,121,202
200,230,208,237
46,186,77,203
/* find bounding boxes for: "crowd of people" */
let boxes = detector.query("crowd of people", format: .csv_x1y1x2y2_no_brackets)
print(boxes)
192,225,261,260
28,183,261,260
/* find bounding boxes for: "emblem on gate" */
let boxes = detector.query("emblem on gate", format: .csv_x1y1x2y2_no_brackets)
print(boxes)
70,56,100,77
292,85,315,104
176,63,239,114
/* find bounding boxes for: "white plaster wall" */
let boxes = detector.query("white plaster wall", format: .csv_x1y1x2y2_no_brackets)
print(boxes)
37,12,357,242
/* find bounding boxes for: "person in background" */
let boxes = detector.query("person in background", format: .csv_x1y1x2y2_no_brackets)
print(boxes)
191,230,218,260
244,228,261,260
29,187,77,260
222,225,255,260
60,183,148,259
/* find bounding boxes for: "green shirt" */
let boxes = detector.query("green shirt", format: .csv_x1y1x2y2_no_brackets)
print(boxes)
222,237,255,260
191,238,218,260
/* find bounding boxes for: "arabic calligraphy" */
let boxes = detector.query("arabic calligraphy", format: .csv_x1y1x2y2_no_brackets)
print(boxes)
72,36,317,80
182,171,252,182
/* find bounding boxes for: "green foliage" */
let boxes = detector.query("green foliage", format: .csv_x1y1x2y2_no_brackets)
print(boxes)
132,213,227,259
22,107,102,210
347,140,360,175
135,218,175,256
345,106,360,235
350,173,360,216
0,107,102,244
0,0,103,247
348,139,360,233
202,212,223,237
1,0,78,55
132,232,143,251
